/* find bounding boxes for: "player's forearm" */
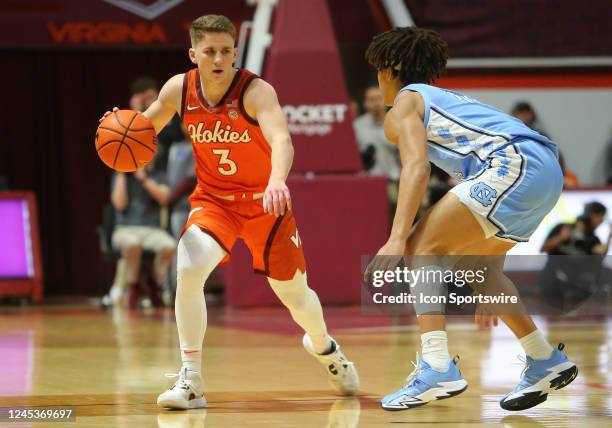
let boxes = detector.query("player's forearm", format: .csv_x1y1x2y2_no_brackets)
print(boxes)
143,110,173,135
143,100,177,135
389,160,431,242
143,74,183,134
269,137,294,182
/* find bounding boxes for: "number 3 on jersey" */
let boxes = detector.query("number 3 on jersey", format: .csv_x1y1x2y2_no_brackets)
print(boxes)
212,149,237,176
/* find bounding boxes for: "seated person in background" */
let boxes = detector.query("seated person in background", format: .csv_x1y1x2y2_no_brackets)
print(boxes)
511,101,579,188
511,101,547,136
110,159,177,308
130,76,187,171
354,85,400,180
540,202,611,312
542,201,611,256
353,85,401,221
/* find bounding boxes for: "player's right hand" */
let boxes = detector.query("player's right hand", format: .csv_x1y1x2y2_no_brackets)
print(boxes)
263,178,292,217
363,238,405,282
99,107,119,123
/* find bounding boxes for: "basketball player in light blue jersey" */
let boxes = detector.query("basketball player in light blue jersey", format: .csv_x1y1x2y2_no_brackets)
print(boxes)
364,27,577,411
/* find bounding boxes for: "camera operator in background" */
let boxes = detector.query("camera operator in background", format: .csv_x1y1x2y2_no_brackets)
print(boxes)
540,201,612,312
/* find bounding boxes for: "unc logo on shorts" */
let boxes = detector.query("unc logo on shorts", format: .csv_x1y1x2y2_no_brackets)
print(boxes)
470,182,497,207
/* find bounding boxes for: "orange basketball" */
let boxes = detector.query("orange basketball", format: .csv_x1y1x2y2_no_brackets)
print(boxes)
95,110,157,172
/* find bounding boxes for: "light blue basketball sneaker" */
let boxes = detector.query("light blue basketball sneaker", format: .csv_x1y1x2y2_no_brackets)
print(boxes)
500,343,578,411
381,354,468,410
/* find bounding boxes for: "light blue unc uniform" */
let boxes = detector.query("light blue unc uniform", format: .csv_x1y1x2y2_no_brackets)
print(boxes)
402,84,563,242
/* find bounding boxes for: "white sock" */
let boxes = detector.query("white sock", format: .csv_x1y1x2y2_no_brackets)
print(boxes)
519,330,554,360
180,349,202,373
421,331,450,372
268,271,332,354
175,226,225,374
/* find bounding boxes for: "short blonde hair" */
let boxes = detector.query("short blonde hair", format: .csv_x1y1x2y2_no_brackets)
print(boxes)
189,15,236,46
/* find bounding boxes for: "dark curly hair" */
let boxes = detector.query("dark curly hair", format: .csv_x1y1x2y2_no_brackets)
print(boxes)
365,27,448,85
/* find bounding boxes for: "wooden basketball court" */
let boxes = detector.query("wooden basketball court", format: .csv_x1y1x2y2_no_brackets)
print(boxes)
0,305,610,427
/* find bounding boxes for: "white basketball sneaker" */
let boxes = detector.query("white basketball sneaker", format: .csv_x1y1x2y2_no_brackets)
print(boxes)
157,367,206,410
303,334,360,395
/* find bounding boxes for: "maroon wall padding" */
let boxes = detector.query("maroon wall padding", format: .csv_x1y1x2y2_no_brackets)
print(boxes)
264,0,363,174
225,175,388,307
405,0,612,57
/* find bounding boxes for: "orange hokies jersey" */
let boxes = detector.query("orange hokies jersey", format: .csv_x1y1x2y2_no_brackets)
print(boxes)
180,68,272,197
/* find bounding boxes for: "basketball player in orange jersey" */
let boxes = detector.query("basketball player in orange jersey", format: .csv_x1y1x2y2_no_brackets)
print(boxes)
101,15,358,409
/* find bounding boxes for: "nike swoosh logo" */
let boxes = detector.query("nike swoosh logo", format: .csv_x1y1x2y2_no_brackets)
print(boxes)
290,229,300,247
187,104,199,111
188,207,203,219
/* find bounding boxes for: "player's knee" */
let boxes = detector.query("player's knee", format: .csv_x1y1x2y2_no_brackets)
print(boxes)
277,286,308,309
176,228,224,289
269,273,310,310
180,226,223,255
176,264,207,289
176,253,210,286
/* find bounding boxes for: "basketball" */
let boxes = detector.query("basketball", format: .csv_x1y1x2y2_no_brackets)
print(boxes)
95,110,157,172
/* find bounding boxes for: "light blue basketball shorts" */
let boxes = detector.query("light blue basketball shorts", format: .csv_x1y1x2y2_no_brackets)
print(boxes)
450,140,563,242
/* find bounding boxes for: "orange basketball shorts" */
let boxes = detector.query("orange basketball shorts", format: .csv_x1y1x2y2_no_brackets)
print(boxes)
182,193,306,281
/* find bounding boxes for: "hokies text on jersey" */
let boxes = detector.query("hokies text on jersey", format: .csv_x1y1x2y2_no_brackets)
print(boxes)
187,120,252,144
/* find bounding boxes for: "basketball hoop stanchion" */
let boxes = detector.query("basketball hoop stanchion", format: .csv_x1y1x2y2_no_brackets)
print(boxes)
244,0,276,75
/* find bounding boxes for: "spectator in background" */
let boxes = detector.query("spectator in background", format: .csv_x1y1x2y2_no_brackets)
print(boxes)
102,78,184,308
353,85,401,216
348,97,360,120
110,159,176,308
540,201,611,312
542,201,611,256
130,77,186,172
511,101,578,188
511,101,548,137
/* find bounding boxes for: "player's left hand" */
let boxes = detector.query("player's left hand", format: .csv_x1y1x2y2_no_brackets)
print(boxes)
474,303,498,329
263,178,292,217
99,106,119,123
363,238,406,282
